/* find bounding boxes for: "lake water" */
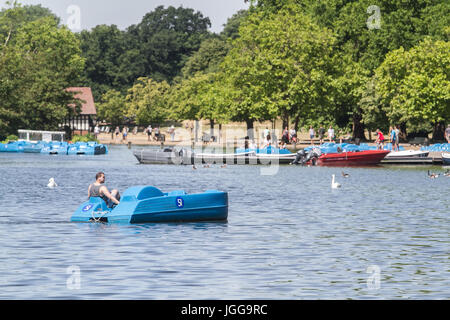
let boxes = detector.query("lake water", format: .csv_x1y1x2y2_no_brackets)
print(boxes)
0,145,448,299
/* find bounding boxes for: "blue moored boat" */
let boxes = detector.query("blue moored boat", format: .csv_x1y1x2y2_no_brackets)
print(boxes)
23,141,45,153
0,141,26,152
71,186,228,224
67,142,108,155
40,141,69,155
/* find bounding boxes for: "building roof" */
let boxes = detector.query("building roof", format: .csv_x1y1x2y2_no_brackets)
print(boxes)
66,87,97,115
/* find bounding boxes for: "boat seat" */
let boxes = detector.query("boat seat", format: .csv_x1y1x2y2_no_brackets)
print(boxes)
168,190,186,196
204,190,220,193
122,186,165,201
89,197,109,211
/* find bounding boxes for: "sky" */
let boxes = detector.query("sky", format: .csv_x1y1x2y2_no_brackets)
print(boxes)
1,0,250,33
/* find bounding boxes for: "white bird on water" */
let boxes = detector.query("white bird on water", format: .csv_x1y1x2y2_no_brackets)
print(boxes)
331,174,341,189
47,178,57,188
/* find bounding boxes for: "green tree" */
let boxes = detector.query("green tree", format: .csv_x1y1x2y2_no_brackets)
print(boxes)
97,89,128,129
221,9,248,40
248,0,450,139
0,1,59,46
126,77,171,125
0,11,84,138
375,38,450,140
170,72,230,135
181,37,229,78
127,6,211,81
220,4,337,137
78,24,143,100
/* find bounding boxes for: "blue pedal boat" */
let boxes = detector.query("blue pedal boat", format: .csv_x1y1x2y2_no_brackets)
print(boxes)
67,142,108,155
0,141,26,152
71,186,228,224
23,141,45,153
40,141,69,155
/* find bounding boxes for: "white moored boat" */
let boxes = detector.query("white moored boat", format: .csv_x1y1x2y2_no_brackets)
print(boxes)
385,150,429,158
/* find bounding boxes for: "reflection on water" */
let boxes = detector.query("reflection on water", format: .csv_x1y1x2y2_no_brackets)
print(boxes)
0,146,448,299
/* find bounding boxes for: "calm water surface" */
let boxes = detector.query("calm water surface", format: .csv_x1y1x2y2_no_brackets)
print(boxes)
0,145,448,299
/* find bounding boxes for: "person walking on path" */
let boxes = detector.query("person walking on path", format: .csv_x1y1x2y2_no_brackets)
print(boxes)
309,126,315,145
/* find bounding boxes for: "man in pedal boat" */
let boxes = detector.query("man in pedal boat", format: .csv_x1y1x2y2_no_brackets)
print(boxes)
88,172,120,208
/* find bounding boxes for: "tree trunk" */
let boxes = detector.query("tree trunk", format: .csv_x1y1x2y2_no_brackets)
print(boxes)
246,119,254,140
400,123,407,142
294,115,300,132
210,119,215,138
432,121,445,141
352,110,366,141
282,114,289,130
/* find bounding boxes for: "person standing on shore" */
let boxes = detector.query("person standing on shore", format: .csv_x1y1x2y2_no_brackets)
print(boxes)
114,126,120,144
289,127,297,143
318,125,325,144
445,124,450,143
375,129,385,150
395,125,400,150
327,126,335,142
94,124,100,141
389,126,397,151
169,125,175,142
309,126,315,145
282,127,289,144
122,126,128,143
146,124,153,141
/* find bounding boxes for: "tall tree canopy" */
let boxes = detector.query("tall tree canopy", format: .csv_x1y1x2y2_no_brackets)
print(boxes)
375,38,450,139
220,3,337,136
79,5,212,100
0,3,84,139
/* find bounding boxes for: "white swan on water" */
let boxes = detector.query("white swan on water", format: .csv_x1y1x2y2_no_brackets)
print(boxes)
47,178,57,188
331,174,341,189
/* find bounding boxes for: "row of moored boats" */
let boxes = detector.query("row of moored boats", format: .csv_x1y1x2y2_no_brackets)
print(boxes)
0,140,108,155
133,142,450,166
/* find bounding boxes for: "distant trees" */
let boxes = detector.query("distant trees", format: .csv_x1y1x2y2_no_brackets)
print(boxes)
244,0,450,140
219,4,337,137
79,6,212,101
1,1,448,141
375,39,450,140
0,2,84,139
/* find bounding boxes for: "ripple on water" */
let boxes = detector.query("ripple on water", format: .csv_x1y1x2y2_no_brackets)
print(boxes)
0,146,448,299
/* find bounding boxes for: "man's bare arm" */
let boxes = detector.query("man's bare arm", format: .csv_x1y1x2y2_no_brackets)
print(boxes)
100,186,120,205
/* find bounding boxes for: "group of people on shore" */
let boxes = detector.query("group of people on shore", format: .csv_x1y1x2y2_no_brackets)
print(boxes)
308,125,336,145
94,125,129,143
375,126,401,151
144,125,176,142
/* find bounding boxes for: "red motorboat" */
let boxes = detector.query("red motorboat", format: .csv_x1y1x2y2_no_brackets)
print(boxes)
317,150,390,166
